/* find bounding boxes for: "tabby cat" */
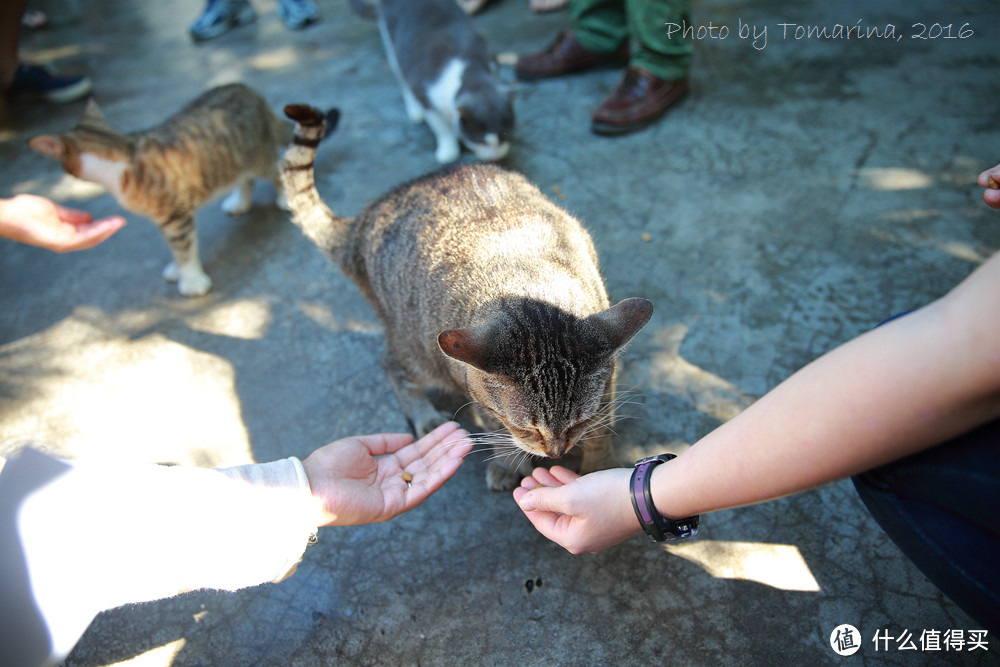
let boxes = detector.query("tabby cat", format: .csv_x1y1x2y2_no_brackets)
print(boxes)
372,0,515,163
282,104,651,490
29,83,307,296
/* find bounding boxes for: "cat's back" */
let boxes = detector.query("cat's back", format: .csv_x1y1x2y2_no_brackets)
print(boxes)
147,83,285,148
128,84,287,203
379,0,489,74
355,164,608,318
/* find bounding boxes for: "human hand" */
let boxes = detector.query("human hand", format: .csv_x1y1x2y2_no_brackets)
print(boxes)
979,164,1000,209
513,466,641,554
302,421,472,527
0,194,125,252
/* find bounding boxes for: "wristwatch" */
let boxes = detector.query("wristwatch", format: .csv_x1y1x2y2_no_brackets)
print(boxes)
630,454,699,542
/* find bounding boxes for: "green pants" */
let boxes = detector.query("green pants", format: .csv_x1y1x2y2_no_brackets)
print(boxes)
570,0,692,80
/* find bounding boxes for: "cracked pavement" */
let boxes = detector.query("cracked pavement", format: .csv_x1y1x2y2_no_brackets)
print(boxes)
1,0,998,664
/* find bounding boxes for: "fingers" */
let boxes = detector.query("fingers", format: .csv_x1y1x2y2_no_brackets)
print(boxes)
977,165,1000,188
61,216,127,252
54,204,94,225
984,188,1000,210
514,471,570,513
395,421,473,469
382,423,472,499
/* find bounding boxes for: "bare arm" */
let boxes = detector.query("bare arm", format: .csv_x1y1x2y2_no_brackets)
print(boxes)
654,250,1000,519
515,251,1000,553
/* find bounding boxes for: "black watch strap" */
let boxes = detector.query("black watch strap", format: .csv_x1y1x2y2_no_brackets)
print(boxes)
629,454,699,542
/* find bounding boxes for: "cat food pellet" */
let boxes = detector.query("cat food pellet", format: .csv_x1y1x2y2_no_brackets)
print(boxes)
641,232,652,242
531,484,543,491
401,471,413,485
557,193,567,201
551,186,561,194
989,176,999,189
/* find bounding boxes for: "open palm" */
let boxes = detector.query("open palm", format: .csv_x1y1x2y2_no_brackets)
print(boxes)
303,421,472,527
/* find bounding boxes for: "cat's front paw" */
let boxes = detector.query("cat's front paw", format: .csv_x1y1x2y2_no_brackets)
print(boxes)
177,272,212,297
434,141,461,164
405,103,425,124
486,461,523,492
221,189,252,217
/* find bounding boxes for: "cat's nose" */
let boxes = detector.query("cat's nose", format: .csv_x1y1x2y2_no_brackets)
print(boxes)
545,439,570,458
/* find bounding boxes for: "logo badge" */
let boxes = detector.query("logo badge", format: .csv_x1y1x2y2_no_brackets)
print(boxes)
830,624,862,656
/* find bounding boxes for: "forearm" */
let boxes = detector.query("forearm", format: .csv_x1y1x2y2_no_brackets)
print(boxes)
653,256,1000,520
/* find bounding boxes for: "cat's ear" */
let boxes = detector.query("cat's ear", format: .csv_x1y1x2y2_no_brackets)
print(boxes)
80,98,111,129
588,298,654,354
438,327,496,372
28,135,66,160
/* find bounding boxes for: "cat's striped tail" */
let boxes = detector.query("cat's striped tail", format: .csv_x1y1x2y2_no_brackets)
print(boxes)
282,104,348,259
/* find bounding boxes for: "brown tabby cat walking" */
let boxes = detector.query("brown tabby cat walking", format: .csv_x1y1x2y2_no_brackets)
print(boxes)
282,104,652,490
29,83,297,296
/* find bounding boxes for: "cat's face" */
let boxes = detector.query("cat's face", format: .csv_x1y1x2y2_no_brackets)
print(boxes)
439,297,653,461
29,100,127,178
466,361,613,459
456,89,514,162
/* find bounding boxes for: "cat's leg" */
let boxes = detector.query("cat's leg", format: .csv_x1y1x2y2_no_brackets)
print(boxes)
220,177,254,217
382,352,447,438
401,86,425,124
376,16,424,123
159,212,212,296
267,161,291,211
423,110,461,164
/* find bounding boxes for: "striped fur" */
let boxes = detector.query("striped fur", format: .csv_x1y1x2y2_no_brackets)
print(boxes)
282,105,652,490
29,84,292,296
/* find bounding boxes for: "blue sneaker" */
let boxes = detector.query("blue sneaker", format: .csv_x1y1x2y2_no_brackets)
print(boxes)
189,0,257,41
277,0,320,29
5,64,92,103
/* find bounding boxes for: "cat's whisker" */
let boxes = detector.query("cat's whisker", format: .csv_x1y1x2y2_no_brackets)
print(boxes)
451,400,479,421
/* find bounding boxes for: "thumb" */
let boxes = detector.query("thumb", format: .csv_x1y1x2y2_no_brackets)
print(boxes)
517,485,563,513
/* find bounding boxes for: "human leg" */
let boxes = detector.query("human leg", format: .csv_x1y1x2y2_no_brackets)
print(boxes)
625,0,691,81
853,418,1000,633
589,0,690,134
569,0,628,54
515,0,629,80
1,0,31,91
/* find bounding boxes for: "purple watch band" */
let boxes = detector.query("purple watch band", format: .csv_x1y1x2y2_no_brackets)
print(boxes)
629,454,700,542
632,461,656,525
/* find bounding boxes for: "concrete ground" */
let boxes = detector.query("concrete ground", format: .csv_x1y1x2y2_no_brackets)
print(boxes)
1,0,998,664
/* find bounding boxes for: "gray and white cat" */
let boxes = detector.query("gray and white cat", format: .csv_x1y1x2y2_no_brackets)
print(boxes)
372,0,515,163
282,105,651,490
28,84,322,296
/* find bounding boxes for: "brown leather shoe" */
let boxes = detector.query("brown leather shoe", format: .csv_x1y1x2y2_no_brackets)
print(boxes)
516,30,629,81
591,66,688,136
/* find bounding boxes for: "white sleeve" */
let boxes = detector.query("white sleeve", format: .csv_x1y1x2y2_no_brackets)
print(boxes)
14,453,321,664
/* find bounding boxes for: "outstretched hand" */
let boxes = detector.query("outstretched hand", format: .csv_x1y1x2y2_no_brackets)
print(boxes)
513,465,641,554
302,421,473,527
0,194,125,252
